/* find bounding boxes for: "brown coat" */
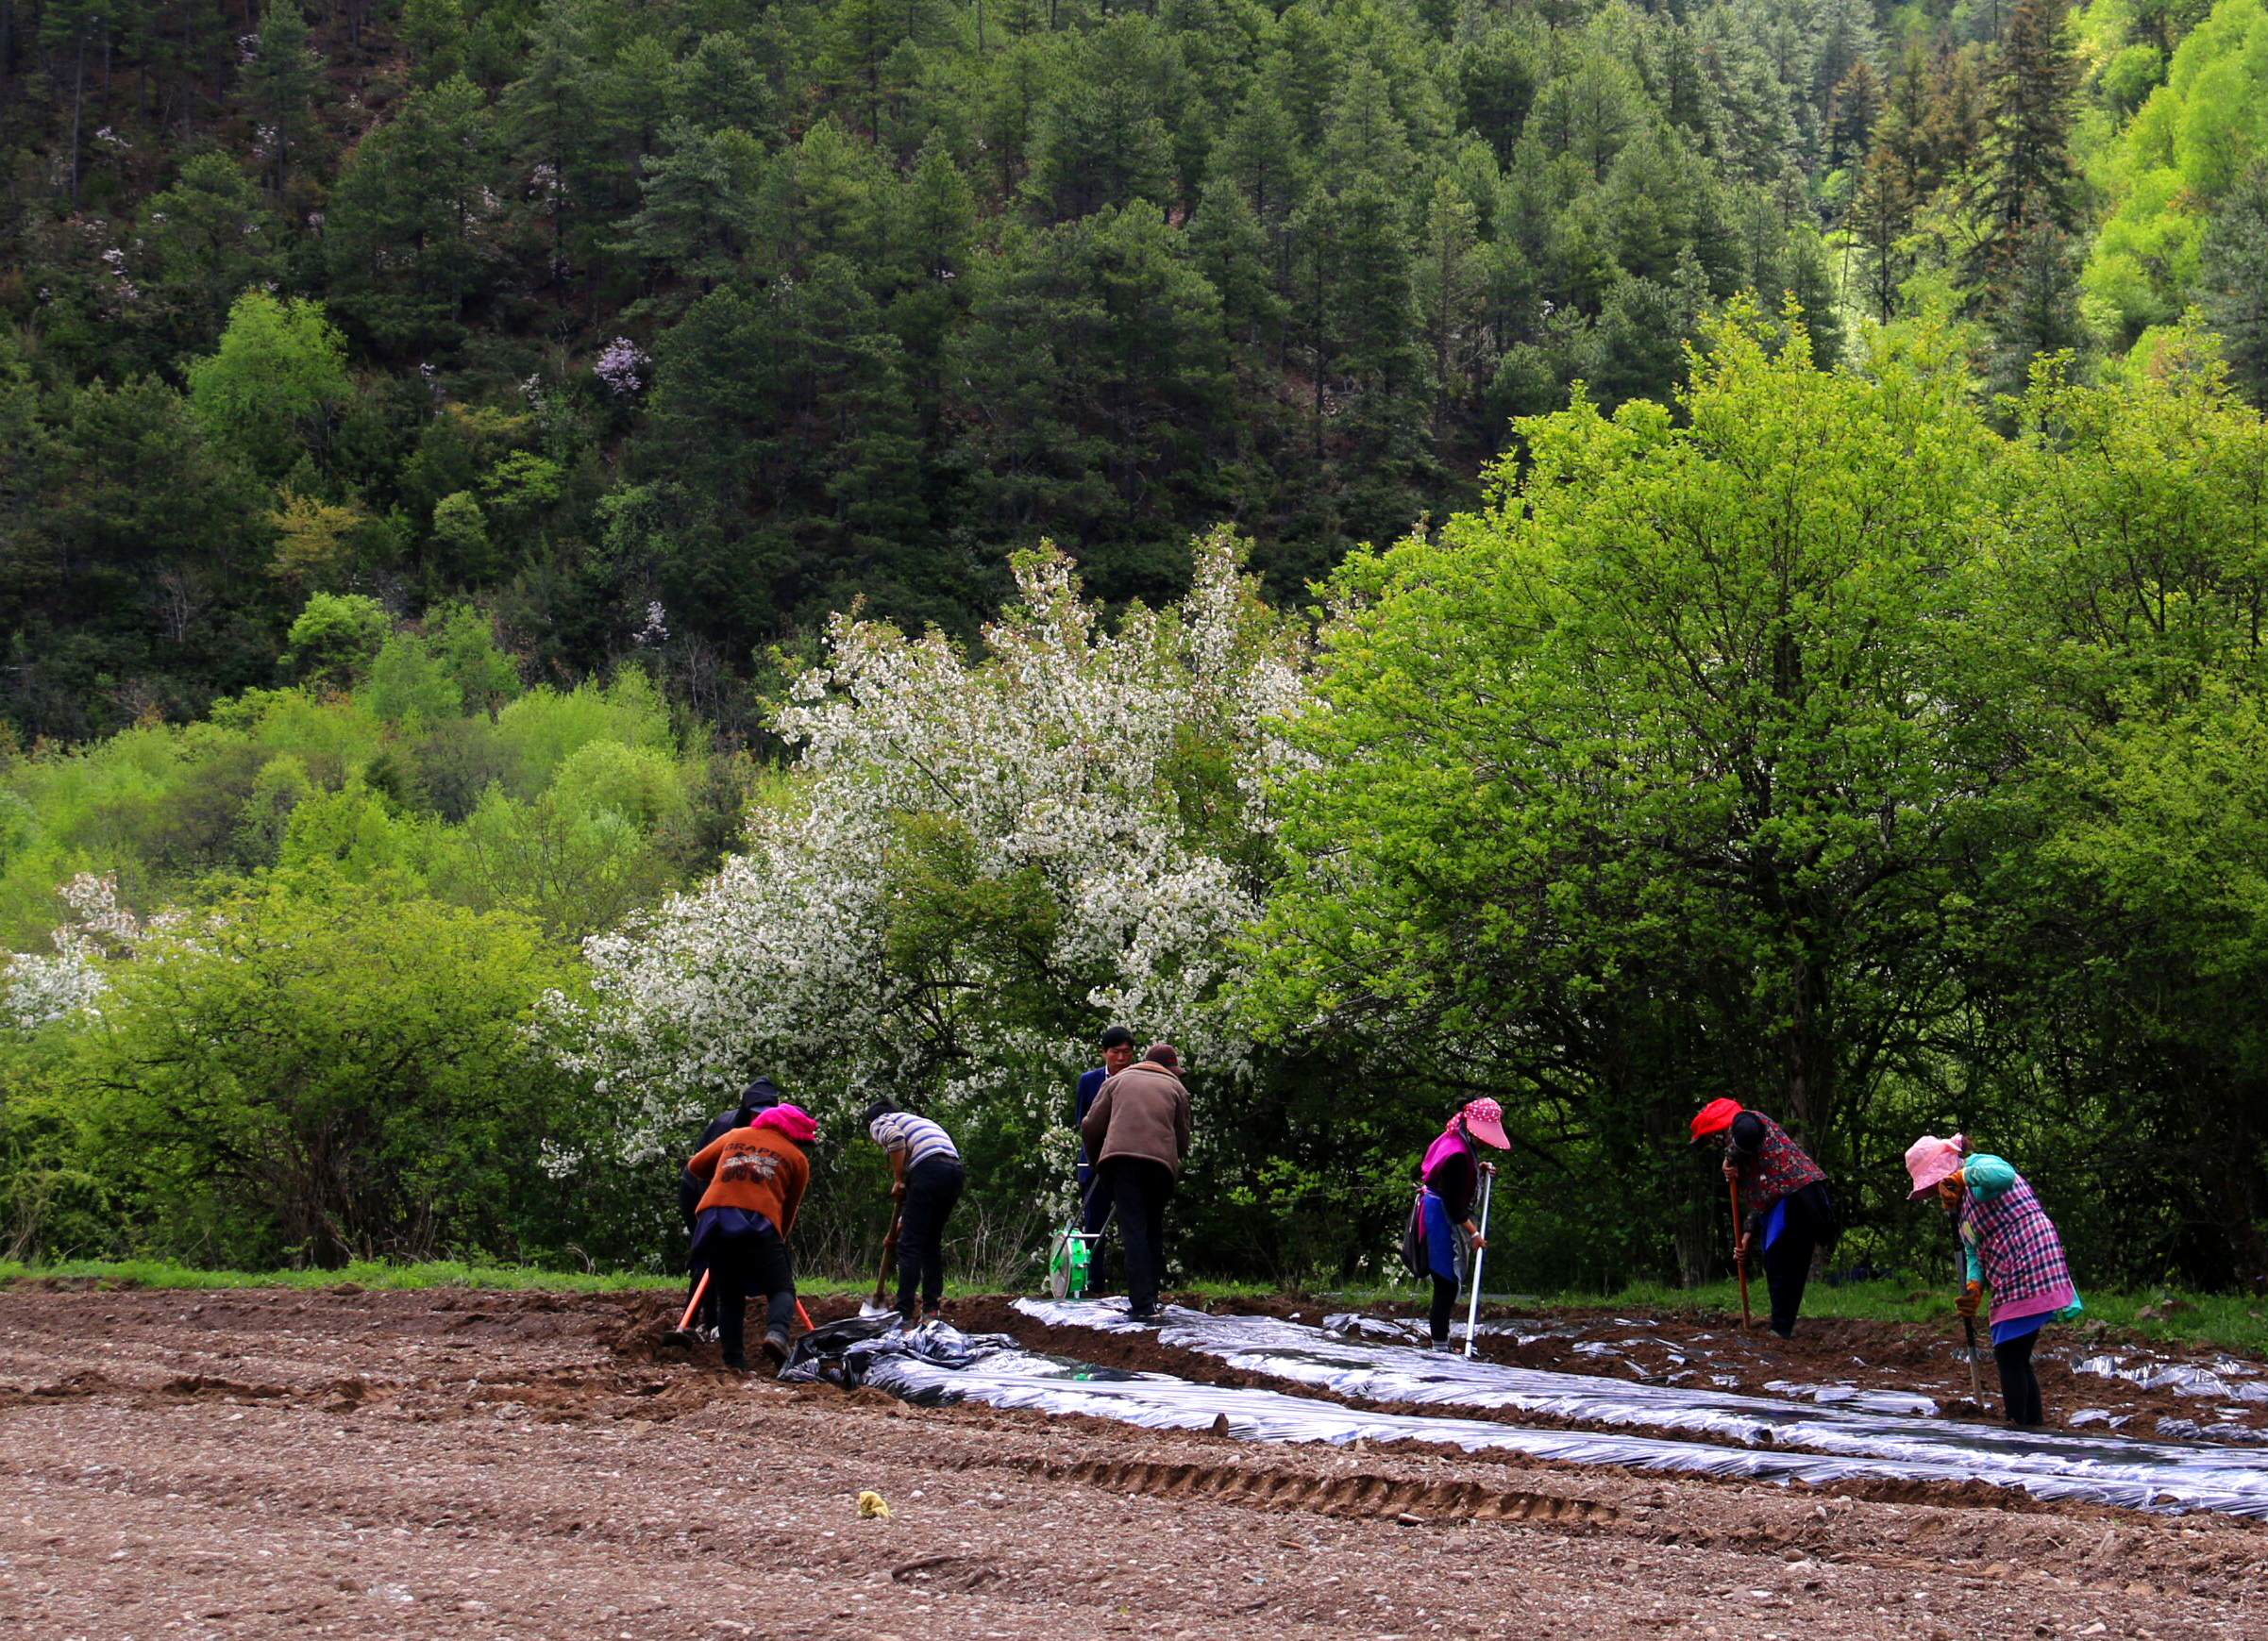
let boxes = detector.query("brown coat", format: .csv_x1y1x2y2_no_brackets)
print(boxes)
1080,1063,1192,1180
686,1126,810,1233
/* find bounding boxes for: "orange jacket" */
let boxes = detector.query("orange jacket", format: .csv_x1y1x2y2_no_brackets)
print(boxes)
686,1126,810,1234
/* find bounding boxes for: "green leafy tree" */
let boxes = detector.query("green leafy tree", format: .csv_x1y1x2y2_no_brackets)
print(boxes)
55,873,566,1266
1255,310,2008,1239
184,292,351,477
282,593,391,691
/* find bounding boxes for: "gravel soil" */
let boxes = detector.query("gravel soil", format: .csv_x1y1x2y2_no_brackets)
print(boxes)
3,1284,2264,1640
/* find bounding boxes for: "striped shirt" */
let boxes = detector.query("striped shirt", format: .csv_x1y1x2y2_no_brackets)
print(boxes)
869,1110,959,1169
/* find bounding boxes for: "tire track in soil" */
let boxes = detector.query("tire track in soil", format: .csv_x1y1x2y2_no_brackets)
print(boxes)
950,1450,1625,1529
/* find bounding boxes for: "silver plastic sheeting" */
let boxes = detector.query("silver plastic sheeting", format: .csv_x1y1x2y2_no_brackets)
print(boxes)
1006,1298,2268,1517
2071,1354,2268,1403
1761,1381,1939,1416
860,1341,2268,1518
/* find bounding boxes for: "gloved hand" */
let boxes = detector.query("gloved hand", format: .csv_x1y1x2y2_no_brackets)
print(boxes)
1956,1281,1982,1318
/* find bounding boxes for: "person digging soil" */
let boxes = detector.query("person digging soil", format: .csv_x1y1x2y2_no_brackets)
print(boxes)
863,1097,966,1328
684,1101,814,1371
1907,1131,2083,1430
1689,1098,1836,1339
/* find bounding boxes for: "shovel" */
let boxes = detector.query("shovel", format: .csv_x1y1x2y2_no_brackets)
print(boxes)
860,1202,904,1318
666,1273,817,1343
663,1270,711,1347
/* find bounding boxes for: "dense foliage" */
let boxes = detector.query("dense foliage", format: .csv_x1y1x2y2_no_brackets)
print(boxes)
4,1,2266,1290
8,0,2235,747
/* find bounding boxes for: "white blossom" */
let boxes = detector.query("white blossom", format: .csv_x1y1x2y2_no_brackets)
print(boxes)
551,531,1309,1188
0,875,170,1028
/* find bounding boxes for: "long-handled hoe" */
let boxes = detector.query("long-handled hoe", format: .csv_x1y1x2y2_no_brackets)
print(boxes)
860,1203,904,1319
1462,1164,1496,1361
664,1271,816,1348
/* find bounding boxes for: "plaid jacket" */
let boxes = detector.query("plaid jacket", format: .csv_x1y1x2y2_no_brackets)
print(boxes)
1731,1111,1828,1221
1960,1171,2074,1314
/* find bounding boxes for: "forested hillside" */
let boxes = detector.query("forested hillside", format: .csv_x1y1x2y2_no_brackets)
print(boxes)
8,0,2241,745
4,1,2266,1290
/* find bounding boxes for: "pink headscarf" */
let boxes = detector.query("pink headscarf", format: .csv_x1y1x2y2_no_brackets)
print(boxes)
1420,1098,1509,1178
753,1104,817,1144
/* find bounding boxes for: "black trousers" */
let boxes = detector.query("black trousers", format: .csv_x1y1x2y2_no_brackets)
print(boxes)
1103,1157,1174,1315
1759,1217,1816,1338
1429,1274,1458,1344
897,1156,966,1317
1994,1329,2045,1427
1756,1183,1834,1338
710,1226,795,1365
678,1173,716,1329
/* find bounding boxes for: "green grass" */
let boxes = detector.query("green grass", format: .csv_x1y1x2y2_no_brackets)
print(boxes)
6,1261,2262,1355
0,1257,865,1298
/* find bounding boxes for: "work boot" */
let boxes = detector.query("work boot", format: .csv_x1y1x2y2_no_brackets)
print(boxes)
761,1326,791,1367
720,1354,748,1375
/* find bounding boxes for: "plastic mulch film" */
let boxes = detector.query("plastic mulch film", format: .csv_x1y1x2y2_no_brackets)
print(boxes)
999,1299,2268,1518
2071,1353,2268,1403
858,1343,2268,1517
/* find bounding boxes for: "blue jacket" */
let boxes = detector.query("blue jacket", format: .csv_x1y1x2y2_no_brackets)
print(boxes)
1074,1067,1107,1165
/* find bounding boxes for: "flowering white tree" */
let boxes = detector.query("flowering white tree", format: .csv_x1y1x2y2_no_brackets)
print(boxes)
550,529,1307,1197
0,875,170,1029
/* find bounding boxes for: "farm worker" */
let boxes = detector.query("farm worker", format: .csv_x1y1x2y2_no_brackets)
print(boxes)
862,1097,966,1328
1412,1098,1511,1350
1907,1134,2082,1429
1689,1098,1836,1338
675,1077,782,1334
1074,1026,1139,1253
1079,1042,1192,1321
685,1100,814,1371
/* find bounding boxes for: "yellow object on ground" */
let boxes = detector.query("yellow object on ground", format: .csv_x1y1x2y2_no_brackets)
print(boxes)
857,1489,891,1519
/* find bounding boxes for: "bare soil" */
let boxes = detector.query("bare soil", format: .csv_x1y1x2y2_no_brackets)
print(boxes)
3,1285,2264,1640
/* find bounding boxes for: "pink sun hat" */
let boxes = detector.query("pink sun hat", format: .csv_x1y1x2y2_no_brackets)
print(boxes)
1905,1132,1966,1197
1460,1097,1510,1150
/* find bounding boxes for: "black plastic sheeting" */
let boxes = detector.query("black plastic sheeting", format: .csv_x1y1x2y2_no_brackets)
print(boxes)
777,1314,1020,1387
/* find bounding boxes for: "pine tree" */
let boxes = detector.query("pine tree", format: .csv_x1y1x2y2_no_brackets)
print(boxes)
1187,176,1283,350
1970,0,2082,278
1985,211,2090,403
2198,161,2268,408
238,1,325,199
1847,141,1917,322
1416,175,1483,442
502,0,598,292
620,122,763,299
675,31,779,142
1826,59,1883,171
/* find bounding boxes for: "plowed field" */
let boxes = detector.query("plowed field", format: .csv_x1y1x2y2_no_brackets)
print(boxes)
3,1284,2263,1640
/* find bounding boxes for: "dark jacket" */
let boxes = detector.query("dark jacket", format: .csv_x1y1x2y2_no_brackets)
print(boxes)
1080,1063,1192,1180
1074,1066,1108,1167
680,1080,783,1194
